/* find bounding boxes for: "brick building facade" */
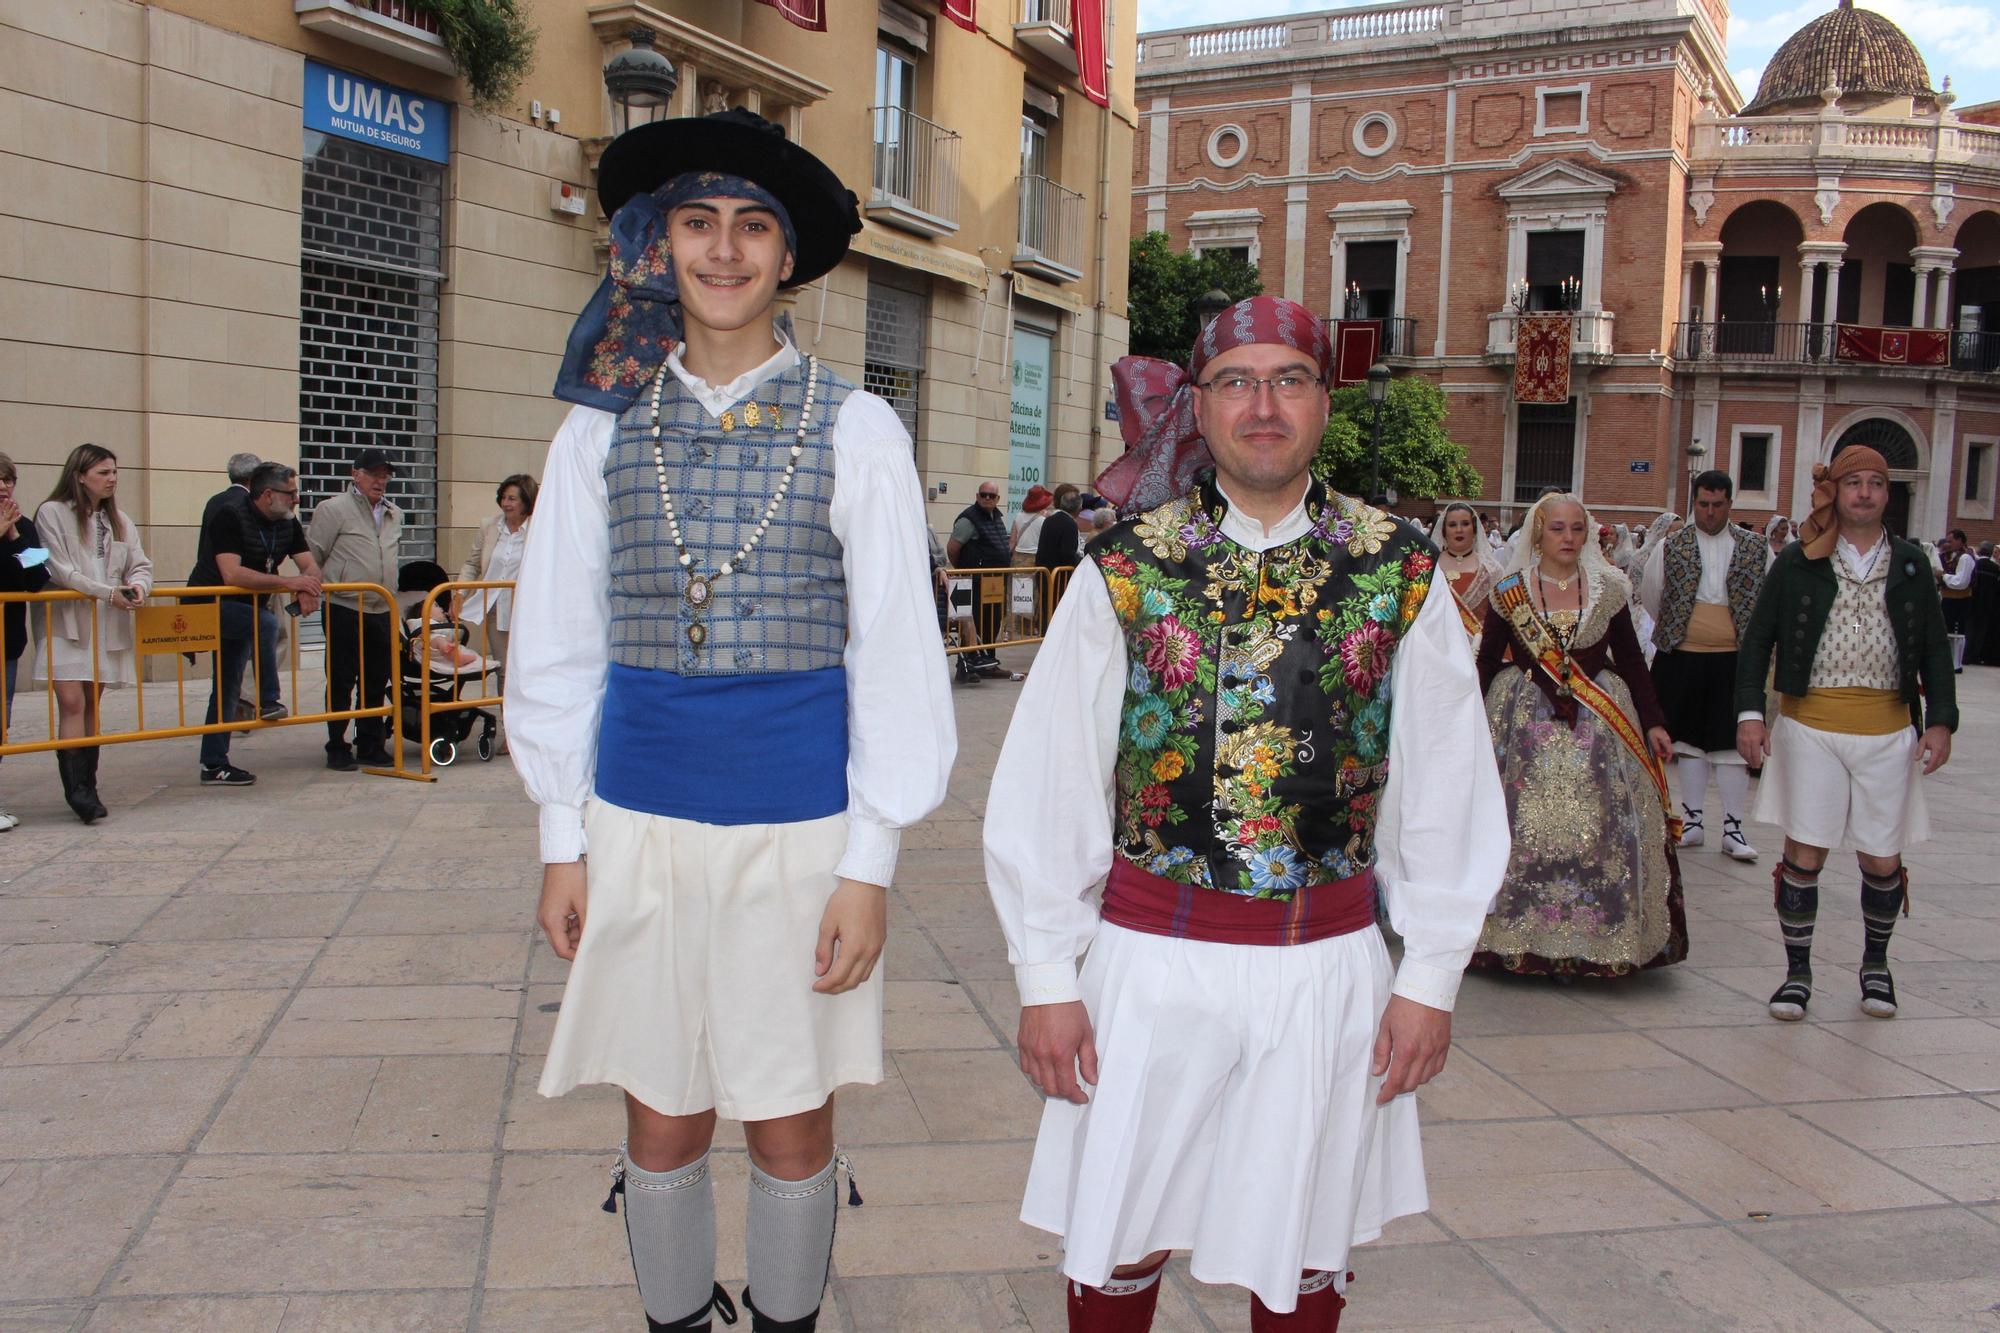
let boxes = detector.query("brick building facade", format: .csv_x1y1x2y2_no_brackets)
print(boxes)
1134,0,2000,539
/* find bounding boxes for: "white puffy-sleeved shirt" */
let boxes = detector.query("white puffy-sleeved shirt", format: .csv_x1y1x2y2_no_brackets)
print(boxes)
507,338,957,886
983,485,1511,1013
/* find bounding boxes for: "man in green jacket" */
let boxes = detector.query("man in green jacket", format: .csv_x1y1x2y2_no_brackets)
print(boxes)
1735,445,1956,1023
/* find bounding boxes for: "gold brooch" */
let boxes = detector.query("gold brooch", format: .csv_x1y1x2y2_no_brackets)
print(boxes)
716,404,782,433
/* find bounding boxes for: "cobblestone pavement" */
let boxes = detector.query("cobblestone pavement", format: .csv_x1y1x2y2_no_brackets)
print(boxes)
1,658,1997,1331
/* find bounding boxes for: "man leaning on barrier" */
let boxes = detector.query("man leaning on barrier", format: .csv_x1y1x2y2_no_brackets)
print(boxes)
188,462,321,787
308,448,402,771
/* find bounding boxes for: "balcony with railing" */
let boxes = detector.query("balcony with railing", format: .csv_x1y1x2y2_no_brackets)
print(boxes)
294,0,456,75
1015,174,1085,283
1673,321,2000,375
867,107,962,239
1688,113,2000,170
1016,0,1079,74
1485,309,1616,361
1139,0,1450,67
1337,315,1422,358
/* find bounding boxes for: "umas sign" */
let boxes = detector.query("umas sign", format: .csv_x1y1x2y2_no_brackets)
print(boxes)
305,60,449,164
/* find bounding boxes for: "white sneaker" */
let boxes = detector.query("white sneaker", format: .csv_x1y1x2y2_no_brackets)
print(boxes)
0,807,17,832
1722,818,1757,862
1678,807,1704,848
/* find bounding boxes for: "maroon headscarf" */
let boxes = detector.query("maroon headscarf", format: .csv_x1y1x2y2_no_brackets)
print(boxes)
1098,296,1333,514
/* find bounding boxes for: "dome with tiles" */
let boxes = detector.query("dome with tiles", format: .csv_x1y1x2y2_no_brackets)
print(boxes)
1743,0,1936,115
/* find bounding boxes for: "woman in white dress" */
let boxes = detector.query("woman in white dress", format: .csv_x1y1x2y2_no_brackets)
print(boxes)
1431,501,1501,648
35,444,152,823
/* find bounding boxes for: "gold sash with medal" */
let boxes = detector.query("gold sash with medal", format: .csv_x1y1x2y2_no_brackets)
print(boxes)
1491,572,1682,841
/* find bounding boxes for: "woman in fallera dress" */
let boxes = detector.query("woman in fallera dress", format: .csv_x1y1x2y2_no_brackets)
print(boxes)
1432,501,1501,648
1472,492,1687,978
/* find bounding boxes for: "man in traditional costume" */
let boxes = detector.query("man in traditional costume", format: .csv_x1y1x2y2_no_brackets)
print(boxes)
1639,470,1770,861
508,109,955,1332
1736,446,1955,1023
984,296,1509,1331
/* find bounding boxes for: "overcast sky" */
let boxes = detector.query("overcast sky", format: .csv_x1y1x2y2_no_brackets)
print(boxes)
1136,0,2000,109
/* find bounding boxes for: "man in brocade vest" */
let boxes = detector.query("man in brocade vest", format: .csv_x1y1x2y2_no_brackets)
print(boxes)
983,296,1509,1332
1639,469,1769,861
508,110,956,1332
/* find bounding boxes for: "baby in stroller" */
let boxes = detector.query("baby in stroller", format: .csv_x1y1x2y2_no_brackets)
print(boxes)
396,560,500,767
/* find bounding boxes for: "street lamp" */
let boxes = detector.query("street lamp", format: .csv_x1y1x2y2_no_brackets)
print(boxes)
1366,362,1392,507
1193,287,1233,334
604,28,678,136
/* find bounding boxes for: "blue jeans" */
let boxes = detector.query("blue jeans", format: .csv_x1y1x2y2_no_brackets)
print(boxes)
257,601,280,707
201,600,254,770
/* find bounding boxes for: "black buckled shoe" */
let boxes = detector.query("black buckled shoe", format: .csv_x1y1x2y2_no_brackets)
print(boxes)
739,1289,819,1333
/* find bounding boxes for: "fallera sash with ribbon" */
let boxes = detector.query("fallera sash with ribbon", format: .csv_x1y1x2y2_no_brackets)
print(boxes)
1491,572,1682,842
1451,586,1484,638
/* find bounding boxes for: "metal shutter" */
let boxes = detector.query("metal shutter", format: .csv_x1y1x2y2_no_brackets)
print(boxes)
864,275,927,439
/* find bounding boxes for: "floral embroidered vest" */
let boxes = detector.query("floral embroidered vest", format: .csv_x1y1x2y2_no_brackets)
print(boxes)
1653,524,1765,653
1095,475,1435,900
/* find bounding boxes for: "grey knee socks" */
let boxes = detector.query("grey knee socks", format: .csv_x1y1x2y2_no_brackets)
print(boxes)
745,1155,838,1325
623,1151,720,1327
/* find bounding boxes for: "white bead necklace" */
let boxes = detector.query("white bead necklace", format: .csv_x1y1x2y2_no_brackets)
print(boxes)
648,354,820,647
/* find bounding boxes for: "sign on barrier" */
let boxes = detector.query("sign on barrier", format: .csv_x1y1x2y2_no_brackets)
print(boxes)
135,603,219,655
1010,575,1036,616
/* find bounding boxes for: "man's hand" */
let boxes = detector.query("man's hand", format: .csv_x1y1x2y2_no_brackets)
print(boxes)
537,861,588,960
1736,719,1770,767
813,878,886,994
1018,1000,1097,1104
287,572,323,598
296,590,322,618
1646,725,1674,763
1919,724,1952,776
1372,994,1451,1105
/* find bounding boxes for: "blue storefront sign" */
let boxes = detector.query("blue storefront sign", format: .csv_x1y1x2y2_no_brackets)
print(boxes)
304,60,449,164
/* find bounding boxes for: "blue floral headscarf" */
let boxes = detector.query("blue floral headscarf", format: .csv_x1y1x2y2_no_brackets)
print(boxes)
553,172,798,413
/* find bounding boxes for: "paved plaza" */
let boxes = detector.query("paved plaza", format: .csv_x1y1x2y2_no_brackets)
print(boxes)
1,659,1997,1331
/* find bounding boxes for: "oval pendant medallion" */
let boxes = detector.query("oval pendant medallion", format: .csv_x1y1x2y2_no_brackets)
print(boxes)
685,575,712,610
687,621,708,646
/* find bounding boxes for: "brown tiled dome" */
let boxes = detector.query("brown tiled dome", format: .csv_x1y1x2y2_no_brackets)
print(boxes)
1743,1,1934,115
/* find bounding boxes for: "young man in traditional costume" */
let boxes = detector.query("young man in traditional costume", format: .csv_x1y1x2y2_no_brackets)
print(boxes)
1638,469,1770,861
1736,446,1955,1023
508,109,956,1332
984,296,1509,1331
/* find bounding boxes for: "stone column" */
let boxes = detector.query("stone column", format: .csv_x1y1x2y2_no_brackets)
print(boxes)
1911,246,1960,330
1913,266,1933,329
1822,263,1842,328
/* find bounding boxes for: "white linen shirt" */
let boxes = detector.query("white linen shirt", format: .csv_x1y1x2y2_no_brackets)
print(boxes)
982,485,1510,1013
507,339,957,886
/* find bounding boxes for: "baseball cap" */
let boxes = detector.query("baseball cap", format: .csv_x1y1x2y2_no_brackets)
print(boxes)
353,448,398,475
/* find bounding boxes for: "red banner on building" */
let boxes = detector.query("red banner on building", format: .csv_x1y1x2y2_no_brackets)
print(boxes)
1332,320,1380,388
1834,323,1948,366
1074,0,1109,107
942,0,977,32
1513,315,1572,403
753,0,825,31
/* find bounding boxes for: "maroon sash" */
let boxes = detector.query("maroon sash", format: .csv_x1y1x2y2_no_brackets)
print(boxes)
1102,857,1376,947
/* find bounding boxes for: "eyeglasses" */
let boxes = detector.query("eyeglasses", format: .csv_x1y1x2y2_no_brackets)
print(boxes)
977,492,1000,500
270,488,299,498
1195,372,1324,401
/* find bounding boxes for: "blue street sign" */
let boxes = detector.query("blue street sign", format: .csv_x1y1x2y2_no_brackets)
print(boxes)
305,60,449,164
1630,460,1653,473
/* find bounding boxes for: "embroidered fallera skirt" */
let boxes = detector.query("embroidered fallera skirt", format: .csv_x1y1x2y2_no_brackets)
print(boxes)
538,800,884,1122
1020,921,1424,1315
1757,717,1930,857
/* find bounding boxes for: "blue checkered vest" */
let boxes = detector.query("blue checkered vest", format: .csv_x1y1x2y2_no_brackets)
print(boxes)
605,358,852,675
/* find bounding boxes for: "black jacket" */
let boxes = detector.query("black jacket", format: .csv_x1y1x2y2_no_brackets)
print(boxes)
1734,535,1957,733
0,514,51,662
952,502,1010,569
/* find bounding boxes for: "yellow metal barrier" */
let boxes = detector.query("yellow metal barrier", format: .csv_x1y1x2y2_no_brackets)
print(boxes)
409,580,511,777
0,583,425,781
940,564,1077,656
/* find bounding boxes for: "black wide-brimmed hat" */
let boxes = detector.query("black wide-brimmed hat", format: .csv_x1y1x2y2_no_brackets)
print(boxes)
595,108,861,289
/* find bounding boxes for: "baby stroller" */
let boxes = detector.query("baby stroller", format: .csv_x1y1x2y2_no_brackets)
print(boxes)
396,560,500,768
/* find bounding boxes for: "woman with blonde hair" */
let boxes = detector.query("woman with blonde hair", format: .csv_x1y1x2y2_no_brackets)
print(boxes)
1473,492,1685,977
35,444,152,823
